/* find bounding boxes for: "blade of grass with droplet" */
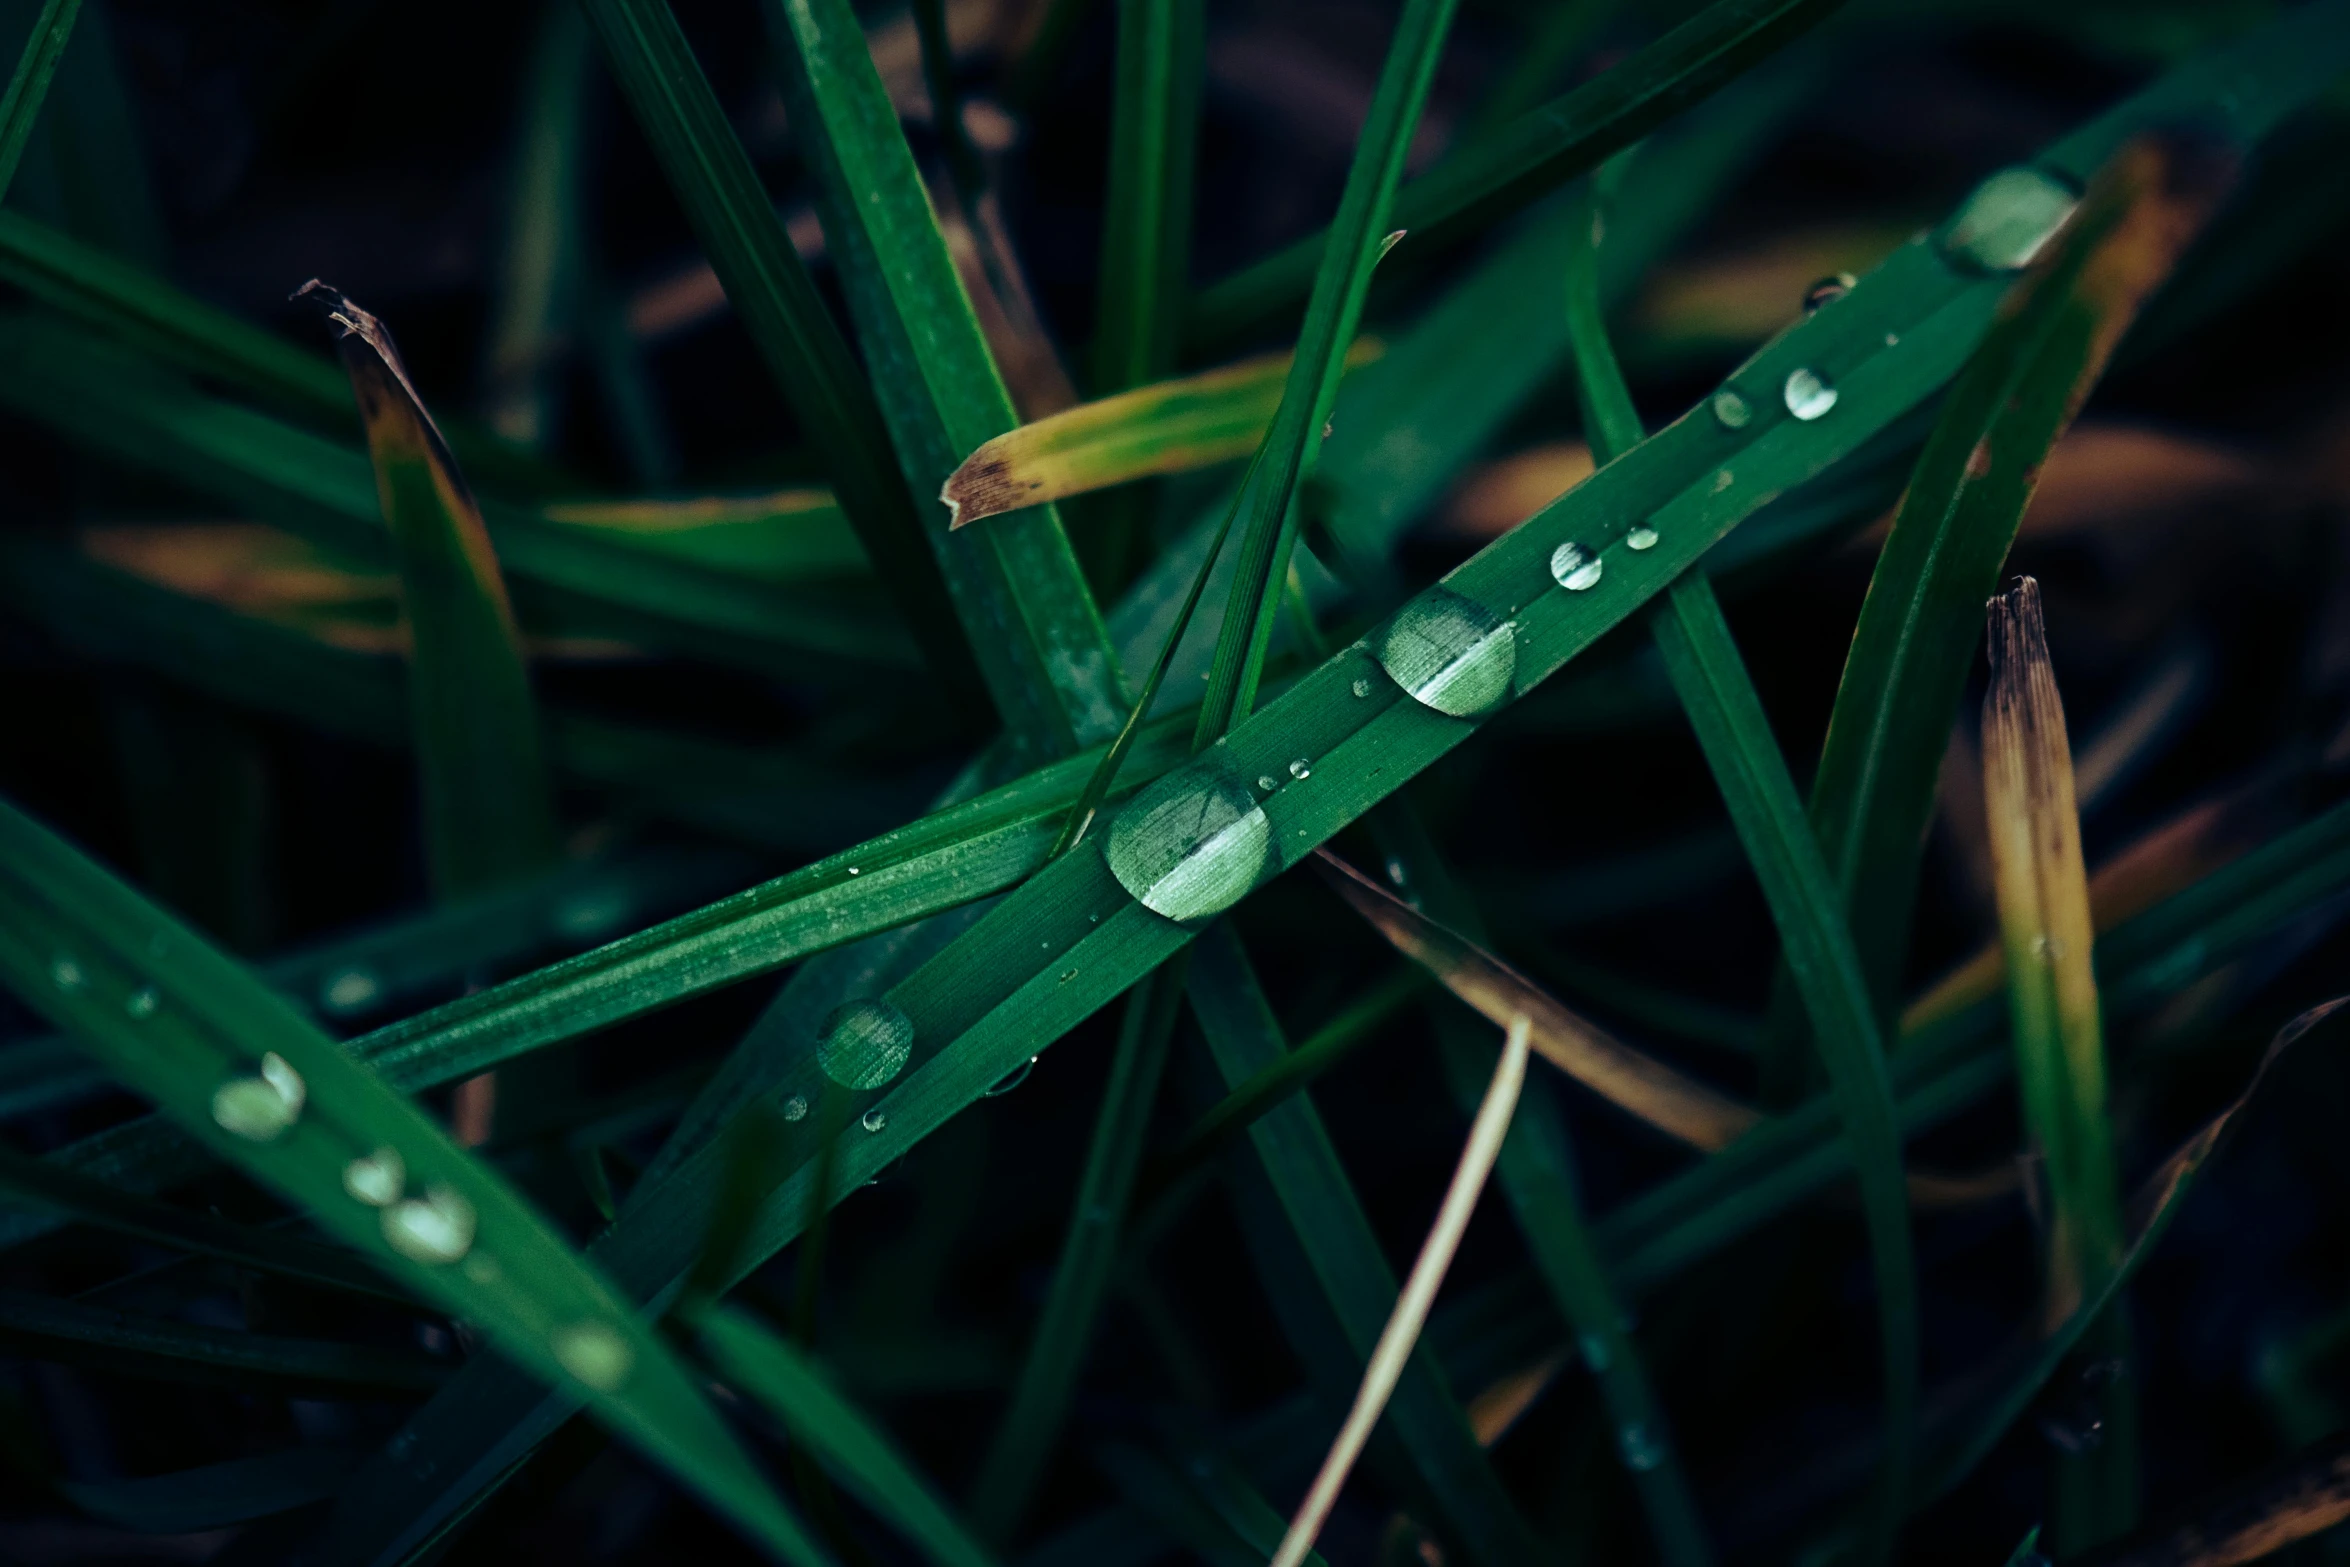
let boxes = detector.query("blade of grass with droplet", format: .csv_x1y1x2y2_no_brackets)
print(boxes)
1191,0,1454,746
1799,135,2236,1037
1185,924,1545,1567
942,345,1382,529
0,0,81,201
759,0,1124,757
298,282,559,899
0,796,831,1564
0,1287,449,1395
1183,0,1849,349
692,1302,996,1567
578,0,979,707
1983,577,2135,1550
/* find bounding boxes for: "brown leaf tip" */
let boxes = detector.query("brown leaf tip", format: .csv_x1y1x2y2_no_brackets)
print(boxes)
939,451,1041,529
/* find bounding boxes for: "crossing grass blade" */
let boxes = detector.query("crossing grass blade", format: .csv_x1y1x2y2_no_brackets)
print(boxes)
1798,134,2237,1032
0,797,830,1566
0,1288,448,1395
942,344,1381,528
0,0,81,201
1183,0,1850,349
297,282,559,899
760,0,1124,757
578,0,981,706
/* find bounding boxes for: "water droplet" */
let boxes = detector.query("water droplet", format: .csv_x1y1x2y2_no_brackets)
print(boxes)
383,1183,476,1264
1617,1422,1664,1472
1939,166,2079,273
1549,543,1603,592
1059,968,1077,982
816,999,915,1091
51,956,86,991
780,1094,808,1122
123,986,158,1020
1104,762,1273,925
861,1107,888,1133
1257,775,1278,793
1386,858,1409,888
1884,331,1901,348
321,967,380,1014
1351,677,1372,698
1625,525,1659,551
985,1056,1038,1097
462,1253,500,1285
262,1053,306,1115
1712,469,1734,494
344,1145,406,1206
846,866,860,876
211,1052,306,1142
1710,389,1752,429
1783,367,1837,420
1288,758,1311,781
1802,272,1855,313
1579,1331,1613,1374
1375,589,1517,719
551,1321,634,1391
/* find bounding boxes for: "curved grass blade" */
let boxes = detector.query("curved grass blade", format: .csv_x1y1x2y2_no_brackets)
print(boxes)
693,1301,997,1567
1984,577,2135,1550
943,344,1381,529
578,0,980,707
759,0,1124,756
0,0,82,201
297,282,559,898
1184,0,1848,348
1314,850,1757,1149
0,1288,447,1395
1801,134,2237,1028
0,797,827,1566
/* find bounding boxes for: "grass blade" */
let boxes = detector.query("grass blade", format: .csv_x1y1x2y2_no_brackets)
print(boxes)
1184,0,1848,348
578,0,982,707
1269,1014,1528,1567
55,1449,357,1533
0,1288,447,1395
1984,577,2135,1550
298,282,559,899
1093,0,1202,399
760,0,1124,756
0,0,78,203
481,0,593,452
2067,1428,2350,1567
0,796,827,1565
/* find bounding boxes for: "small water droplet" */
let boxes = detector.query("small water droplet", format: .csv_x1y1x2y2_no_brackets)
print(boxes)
1322,419,1334,440
816,999,915,1091
383,1184,476,1264
846,866,860,876
1783,368,1837,420
320,967,380,1014
1939,166,2079,273
1802,272,1855,313
1104,763,1274,925
861,1108,888,1134
1617,1422,1664,1472
1386,858,1409,888
1059,968,1077,982
1710,389,1751,429
985,1056,1038,1097
211,1051,306,1142
344,1145,406,1206
1375,588,1517,719
1712,469,1734,494
1884,331,1900,348
1351,676,1372,698
1625,525,1659,551
124,986,159,1020
51,956,86,991
781,1094,808,1122
262,1053,306,1115
1257,775,1278,793
1549,542,1604,592
551,1321,634,1391
1579,1331,1612,1374
1288,758,1311,781
1088,912,1101,924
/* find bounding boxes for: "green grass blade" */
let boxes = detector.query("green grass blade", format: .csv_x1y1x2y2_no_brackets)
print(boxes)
578,0,981,705
299,283,560,899
481,0,592,451
1800,135,2236,1028
0,0,81,203
0,798,827,1566
760,0,1124,756
1185,924,1544,1567
1191,0,1453,744
1093,0,1202,398
1184,0,1848,348
970,956,1186,1539
1564,160,1918,1559
0,1287,447,1395
55,1449,356,1534
692,1301,997,1567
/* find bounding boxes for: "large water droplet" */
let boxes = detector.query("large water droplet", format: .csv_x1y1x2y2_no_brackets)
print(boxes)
383,1184,476,1264
1783,367,1837,420
816,999,915,1091
320,967,380,1014
1549,543,1603,592
551,1321,634,1391
1939,166,2079,273
1625,525,1659,551
1104,763,1273,925
1618,1422,1663,1472
1710,389,1752,430
344,1145,406,1206
1376,589,1517,719
861,1107,888,1133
